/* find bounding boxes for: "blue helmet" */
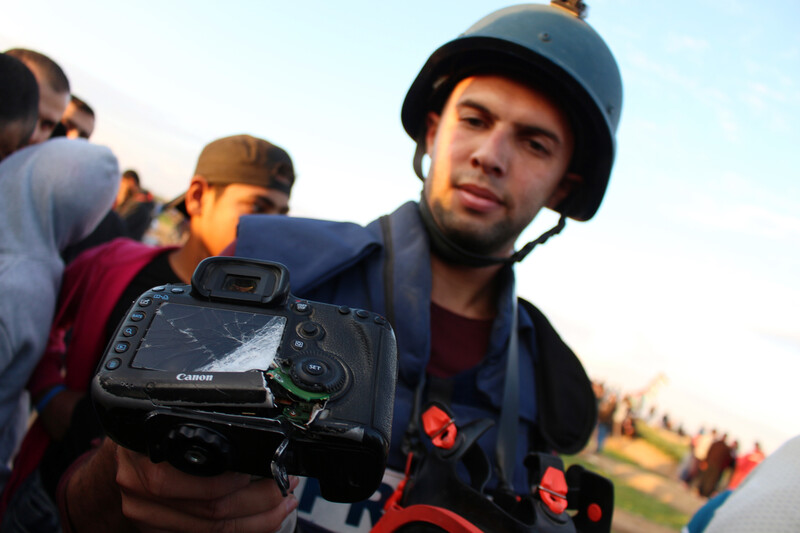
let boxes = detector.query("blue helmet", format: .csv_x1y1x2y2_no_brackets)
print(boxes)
402,1,623,221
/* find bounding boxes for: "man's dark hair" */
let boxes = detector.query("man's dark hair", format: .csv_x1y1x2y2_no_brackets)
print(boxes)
70,95,95,118
122,169,141,186
5,48,70,94
0,53,39,126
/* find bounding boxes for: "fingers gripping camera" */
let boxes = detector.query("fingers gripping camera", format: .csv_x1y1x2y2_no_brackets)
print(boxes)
91,257,398,503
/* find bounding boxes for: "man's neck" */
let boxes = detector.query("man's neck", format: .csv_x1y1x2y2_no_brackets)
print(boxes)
430,254,504,320
168,236,209,283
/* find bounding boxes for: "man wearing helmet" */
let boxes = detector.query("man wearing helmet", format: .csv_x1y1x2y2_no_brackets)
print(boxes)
59,3,622,532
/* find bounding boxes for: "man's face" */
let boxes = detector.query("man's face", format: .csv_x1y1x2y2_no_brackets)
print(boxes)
423,75,577,257
61,101,95,139
0,118,36,161
198,182,290,256
27,66,69,145
115,176,137,206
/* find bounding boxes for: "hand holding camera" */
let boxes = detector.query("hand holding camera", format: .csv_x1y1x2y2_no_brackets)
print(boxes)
113,441,299,533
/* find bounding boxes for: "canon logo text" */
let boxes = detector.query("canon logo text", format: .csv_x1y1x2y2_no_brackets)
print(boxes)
176,373,214,382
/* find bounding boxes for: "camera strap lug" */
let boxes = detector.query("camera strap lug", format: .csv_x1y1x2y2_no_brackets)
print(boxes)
271,437,291,496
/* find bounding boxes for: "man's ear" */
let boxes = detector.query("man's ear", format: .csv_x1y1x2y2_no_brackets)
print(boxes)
546,172,583,211
184,176,210,217
425,111,441,157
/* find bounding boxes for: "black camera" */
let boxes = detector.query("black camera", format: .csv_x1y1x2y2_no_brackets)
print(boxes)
92,257,397,503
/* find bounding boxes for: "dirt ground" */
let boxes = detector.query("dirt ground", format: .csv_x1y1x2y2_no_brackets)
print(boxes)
583,435,708,533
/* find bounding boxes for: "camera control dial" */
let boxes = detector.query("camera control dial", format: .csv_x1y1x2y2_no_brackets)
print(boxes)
166,424,231,476
290,354,346,394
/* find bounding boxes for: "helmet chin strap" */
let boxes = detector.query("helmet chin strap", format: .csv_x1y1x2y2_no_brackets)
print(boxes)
418,194,567,268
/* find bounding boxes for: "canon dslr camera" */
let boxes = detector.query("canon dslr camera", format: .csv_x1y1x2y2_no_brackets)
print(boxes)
92,257,397,503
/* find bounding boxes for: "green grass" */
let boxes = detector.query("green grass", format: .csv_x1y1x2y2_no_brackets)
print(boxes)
600,447,642,469
563,455,691,531
634,422,689,463
612,483,690,530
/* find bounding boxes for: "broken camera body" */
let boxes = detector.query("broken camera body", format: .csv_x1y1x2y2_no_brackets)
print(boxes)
92,257,397,503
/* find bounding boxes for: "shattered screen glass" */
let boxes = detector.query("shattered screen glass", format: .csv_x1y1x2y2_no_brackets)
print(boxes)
131,303,286,372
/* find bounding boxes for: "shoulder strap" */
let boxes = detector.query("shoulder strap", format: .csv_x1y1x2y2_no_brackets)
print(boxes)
494,292,518,493
518,298,596,454
379,215,396,329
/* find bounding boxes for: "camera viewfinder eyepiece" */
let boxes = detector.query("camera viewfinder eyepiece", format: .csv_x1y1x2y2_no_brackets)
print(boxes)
191,256,290,306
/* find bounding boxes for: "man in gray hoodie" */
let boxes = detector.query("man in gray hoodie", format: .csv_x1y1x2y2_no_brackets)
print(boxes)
0,135,119,491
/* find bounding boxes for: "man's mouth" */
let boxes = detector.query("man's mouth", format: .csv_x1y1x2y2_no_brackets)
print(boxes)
456,183,503,212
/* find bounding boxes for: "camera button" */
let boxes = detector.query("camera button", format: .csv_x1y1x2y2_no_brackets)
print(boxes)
356,310,369,319
291,354,346,393
171,287,185,294
122,326,138,337
337,305,351,315
304,361,325,376
152,286,166,292
114,342,130,353
300,322,319,337
374,316,386,325
130,311,146,322
138,297,152,307
105,358,121,370
293,301,311,314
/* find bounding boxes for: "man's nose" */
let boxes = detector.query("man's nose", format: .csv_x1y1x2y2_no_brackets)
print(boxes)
470,128,509,177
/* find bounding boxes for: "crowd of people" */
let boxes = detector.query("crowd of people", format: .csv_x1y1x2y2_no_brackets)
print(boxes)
592,378,774,501
592,379,800,530
1,46,298,532
592,379,663,453
679,429,767,498
1,2,795,532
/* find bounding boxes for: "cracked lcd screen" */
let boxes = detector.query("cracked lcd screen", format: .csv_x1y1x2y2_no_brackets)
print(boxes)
131,302,286,372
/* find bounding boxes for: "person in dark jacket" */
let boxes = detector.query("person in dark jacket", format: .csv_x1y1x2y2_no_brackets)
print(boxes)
56,3,624,532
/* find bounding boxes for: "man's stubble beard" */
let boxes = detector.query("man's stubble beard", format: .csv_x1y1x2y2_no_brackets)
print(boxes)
428,196,527,258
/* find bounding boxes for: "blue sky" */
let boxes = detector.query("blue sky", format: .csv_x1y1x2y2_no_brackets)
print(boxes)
3,0,799,452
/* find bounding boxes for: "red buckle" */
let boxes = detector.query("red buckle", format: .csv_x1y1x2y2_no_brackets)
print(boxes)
538,466,568,514
422,405,457,449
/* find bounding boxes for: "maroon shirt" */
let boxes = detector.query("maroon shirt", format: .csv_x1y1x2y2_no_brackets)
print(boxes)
427,301,493,378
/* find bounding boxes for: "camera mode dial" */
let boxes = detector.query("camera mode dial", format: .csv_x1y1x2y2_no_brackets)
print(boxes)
290,353,346,394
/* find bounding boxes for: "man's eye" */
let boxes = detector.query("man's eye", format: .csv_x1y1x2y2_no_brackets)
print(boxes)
251,202,275,214
463,116,485,128
526,139,551,155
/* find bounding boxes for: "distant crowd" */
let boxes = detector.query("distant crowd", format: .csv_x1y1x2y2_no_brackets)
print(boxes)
591,379,767,500
678,428,765,498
